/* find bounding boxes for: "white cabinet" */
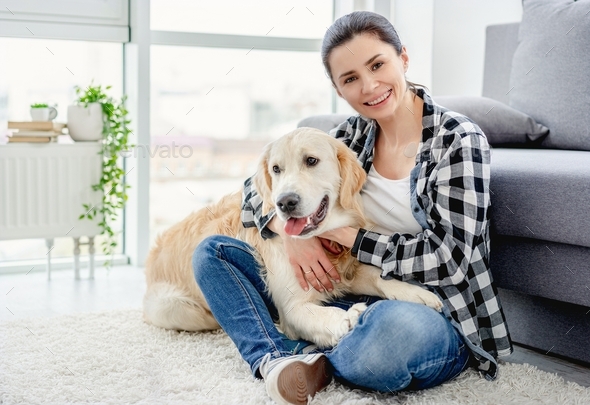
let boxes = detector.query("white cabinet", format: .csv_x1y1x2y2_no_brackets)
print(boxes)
0,143,102,279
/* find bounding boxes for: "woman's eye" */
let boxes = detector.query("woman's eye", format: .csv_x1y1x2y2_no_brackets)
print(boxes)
272,165,280,174
306,157,318,166
372,62,383,70
344,76,355,84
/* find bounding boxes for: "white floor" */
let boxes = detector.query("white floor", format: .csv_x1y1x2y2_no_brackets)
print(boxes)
1,265,589,388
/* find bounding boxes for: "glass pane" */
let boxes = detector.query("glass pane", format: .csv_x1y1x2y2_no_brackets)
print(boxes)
150,45,332,244
151,0,333,39
0,37,123,262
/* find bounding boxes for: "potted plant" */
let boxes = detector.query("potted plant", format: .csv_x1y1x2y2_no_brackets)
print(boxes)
30,102,57,121
75,83,134,268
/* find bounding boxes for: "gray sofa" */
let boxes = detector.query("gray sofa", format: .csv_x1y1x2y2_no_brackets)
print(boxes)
481,20,590,365
298,15,590,364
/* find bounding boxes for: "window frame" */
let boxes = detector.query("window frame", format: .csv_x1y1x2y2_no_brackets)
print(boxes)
0,0,352,270
0,0,129,42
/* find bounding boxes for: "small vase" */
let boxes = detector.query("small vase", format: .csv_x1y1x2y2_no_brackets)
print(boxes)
67,103,104,142
30,106,58,121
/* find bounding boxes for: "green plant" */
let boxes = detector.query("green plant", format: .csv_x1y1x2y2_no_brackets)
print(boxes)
30,103,49,108
76,83,134,268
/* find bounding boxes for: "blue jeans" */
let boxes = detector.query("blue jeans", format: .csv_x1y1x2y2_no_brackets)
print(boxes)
193,235,470,392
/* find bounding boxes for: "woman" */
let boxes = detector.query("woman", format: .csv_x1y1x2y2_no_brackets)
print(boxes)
193,10,512,405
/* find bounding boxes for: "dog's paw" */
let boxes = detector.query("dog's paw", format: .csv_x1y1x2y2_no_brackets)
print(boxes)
346,302,368,328
416,289,443,312
324,303,368,347
381,281,444,312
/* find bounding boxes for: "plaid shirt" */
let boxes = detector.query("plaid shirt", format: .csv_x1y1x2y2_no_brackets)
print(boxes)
242,88,512,380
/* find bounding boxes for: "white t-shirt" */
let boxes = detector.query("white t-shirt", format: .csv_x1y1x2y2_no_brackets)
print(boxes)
361,164,423,236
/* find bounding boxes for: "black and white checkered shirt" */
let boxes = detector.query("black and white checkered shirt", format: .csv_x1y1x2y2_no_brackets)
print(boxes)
242,88,513,380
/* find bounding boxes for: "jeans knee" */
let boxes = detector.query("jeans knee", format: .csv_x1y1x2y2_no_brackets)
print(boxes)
369,300,448,347
192,235,257,289
360,302,443,360
192,235,224,286
331,300,453,391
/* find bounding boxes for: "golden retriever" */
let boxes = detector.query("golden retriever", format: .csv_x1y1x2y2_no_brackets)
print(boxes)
143,127,442,348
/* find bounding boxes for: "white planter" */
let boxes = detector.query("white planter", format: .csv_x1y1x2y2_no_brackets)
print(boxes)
30,107,57,121
67,103,104,142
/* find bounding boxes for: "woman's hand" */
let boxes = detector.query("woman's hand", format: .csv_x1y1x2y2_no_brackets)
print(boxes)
283,237,341,292
268,216,341,292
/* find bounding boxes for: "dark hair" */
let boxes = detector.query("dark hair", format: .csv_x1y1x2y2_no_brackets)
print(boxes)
321,11,423,94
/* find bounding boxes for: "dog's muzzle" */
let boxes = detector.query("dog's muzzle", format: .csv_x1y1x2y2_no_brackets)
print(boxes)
280,195,329,236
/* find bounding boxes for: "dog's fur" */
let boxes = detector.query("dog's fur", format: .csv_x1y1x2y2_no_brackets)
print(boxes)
143,127,442,348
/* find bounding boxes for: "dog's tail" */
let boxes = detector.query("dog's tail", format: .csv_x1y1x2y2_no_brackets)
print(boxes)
143,282,220,331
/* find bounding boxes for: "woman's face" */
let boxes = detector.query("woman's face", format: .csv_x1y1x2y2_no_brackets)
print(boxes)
329,33,409,120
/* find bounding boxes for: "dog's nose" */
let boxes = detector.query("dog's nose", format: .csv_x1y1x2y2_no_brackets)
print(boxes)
276,193,300,214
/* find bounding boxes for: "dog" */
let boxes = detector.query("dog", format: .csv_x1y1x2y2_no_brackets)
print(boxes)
143,127,442,348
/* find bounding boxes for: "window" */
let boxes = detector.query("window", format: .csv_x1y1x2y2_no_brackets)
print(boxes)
149,45,331,245
151,0,333,39
0,37,123,262
1,1,339,268
0,37,122,123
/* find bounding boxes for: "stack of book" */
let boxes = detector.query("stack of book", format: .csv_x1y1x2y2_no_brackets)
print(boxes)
7,121,66,143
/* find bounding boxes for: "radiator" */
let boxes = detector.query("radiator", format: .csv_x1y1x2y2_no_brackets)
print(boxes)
0,143,103,279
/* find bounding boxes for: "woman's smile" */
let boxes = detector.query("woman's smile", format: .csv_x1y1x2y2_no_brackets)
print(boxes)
364,89,393,107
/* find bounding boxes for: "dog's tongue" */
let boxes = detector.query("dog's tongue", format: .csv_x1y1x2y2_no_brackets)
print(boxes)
284,217,308,236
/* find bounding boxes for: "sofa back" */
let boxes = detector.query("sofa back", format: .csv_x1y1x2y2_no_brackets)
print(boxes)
482,23,520,105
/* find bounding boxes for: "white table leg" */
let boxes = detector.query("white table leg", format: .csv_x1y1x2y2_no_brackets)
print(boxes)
88,236,95,279
73,237,81,280
45,238,54,281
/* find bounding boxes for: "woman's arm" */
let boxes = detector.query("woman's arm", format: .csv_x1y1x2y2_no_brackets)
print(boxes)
345,133,491,287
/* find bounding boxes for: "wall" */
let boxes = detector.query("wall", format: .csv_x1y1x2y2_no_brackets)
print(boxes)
431,0,522,96
392,0,434,93
390,0,522,96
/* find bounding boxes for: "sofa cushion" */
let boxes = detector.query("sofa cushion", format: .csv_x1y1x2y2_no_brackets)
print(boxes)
297,114,350,134
509,0,590,151
434,96,549,146
492,237,590,308
489,148,590,248
298,97,551,147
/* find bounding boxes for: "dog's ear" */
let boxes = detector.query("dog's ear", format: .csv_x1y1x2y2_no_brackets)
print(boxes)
253,143,274,216
336,140,366,217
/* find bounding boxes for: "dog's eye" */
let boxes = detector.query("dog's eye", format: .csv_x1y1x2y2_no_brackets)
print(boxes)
306,157,318,167
272,165,280,174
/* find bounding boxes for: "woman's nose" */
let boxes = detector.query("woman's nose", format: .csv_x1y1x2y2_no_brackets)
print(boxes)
361,73,379,94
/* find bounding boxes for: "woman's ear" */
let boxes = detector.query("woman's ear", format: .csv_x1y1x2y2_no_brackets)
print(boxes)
400,46,409,72
253,143,274,215
336,140,366,216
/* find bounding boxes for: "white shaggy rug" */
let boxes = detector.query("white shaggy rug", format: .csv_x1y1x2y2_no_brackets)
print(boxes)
1,309,589,405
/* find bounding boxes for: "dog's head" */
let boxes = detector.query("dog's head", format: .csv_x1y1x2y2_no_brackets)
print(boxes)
254,127,366,238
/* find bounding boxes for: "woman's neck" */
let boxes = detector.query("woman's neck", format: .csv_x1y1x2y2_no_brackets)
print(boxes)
375,90,423,149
